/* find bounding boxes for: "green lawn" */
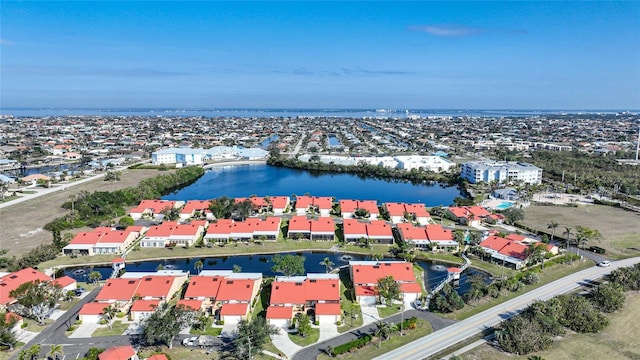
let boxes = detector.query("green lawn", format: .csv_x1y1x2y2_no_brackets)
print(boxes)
288,328,320,347
252,279,273,320
337,269,363,333
377,304,401,318
318,320,432,360
91,321,128,337
22,319,53,333
189,318,222,336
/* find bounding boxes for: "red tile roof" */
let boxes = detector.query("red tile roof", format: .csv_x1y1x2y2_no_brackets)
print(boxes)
343,219,367,236
145,222,178,238
340,199,359,213
147,355,169,360
266,305,294,319
206,220,233,236
398,224,428,241
269,196,290,210
216,279,256,302
184,276,223,299
95,278,141,302
295,196,314,209
0,268,52,305
171,223,203,237
135,276,177,299
425,224,453,241
270,277,340,305
133,200,177,214
288,216,311,232
98,345,136,360
315,303,341,315
310,218,335,233
404,203,430,218
367,220,393,237
130,299,161,312
384,202,406,216
52,276,76,289
355,285,377,297
97,230,130,244
79,302,107,315
351,262,416,285
220,303,249,316
357,200,380,214
177,299,203,311
181,200,212,214
69,231,107,245
314,197,333,209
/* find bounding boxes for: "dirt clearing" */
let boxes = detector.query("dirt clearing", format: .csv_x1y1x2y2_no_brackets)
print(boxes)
0,169,169,257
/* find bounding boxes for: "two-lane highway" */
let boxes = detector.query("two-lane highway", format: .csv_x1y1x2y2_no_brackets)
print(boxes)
374,257,640,360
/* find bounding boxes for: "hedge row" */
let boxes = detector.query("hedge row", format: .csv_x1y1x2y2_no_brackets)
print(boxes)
332,334,372,356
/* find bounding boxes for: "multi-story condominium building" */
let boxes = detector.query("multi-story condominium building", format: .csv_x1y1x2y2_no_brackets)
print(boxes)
460,160,542,185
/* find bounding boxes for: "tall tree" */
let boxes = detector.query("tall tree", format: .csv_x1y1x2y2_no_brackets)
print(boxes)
546,221,559,241
271,254,305,277
88,271,102,284
9,280,62,325
296,313,312,337
102,305,118,329
142,303,196,349
0,312,18,351
377,276,401,306
233,317,279,359
373,321,392,348
18,344,41,360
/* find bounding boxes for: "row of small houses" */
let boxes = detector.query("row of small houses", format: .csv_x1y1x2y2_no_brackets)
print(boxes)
128,197,434,223
63,198,506,256
76,260,422,329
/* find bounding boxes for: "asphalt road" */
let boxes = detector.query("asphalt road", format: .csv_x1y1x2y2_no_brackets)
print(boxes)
373,256,640,360
292,310,457,360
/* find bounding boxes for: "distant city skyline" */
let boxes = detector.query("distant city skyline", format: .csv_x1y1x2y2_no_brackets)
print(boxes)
2,1,639,110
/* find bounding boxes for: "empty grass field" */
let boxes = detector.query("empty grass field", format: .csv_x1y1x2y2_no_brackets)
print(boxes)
461,292,640,360
522,204,640,258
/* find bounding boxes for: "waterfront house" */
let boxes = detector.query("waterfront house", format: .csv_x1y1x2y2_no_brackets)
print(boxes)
349,261,422,307
168,221,206,247
366,220,394,244
130,299,161,322
63,230,108,256
425,224,459,251
340,199,379,220
139,222,177,248
397,223,430,249
445,206,492,226
294,196,333,217
383,202,430,225
479,235,529,269
52,275,78,293
203,219,234,244
179,200,213,220
266,273,341,327
93,226,145,255
342,219,367,243
183,271,262,324
129,200,179,220
343,219,394,245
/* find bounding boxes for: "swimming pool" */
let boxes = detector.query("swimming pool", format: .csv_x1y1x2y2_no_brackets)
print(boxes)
495,201,514,210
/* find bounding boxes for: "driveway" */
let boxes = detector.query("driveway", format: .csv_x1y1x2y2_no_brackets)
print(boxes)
270,327,302,359
68,322,99,338
318,322,339,342
360,303,381,325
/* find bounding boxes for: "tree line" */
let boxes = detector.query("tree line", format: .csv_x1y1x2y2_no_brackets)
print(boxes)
44,166,204,232
267,152,464,187
494,263,640,356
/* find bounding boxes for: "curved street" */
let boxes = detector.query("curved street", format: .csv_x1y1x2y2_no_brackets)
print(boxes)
373,256,640,360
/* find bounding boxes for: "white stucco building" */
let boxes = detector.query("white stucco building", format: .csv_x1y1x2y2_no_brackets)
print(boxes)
460,160,542,185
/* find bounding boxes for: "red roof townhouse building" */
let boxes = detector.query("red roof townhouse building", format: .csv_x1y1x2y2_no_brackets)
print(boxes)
287,216,335,241
129,200,179,220
294,196,333,217
179,200,213,220
383,202,431,225
343,219,394,245
183,270,262,325
349,261,422,306
340,199,380,220
479,235,530,269
266,273,341,327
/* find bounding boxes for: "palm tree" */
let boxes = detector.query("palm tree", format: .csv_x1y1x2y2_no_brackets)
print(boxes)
102,305,118,329
563,227,573,264
194,260,203,275
373,321,392,347
546,221,558,241
320,257,335,273
48,344,63,360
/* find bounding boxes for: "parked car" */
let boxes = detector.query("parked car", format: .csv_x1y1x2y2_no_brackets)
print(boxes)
182,337,198,347
74,288,86,296
598,260,611,268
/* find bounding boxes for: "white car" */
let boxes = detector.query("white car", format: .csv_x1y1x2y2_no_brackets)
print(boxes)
182,337,198,346
598,260,611,268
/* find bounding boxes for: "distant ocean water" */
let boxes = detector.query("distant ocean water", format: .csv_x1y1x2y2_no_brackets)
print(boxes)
1,108,628,118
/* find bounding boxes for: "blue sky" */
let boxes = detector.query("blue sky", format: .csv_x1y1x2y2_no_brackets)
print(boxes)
1,1,639,109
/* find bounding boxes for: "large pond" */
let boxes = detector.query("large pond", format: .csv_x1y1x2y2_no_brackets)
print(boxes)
64,251,486,294
162,164,464,206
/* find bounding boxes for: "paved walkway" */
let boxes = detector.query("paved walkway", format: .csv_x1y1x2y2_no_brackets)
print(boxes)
48,309,66,321
14,329,38,344
270,328,302,359
360,304,381,325
68,322,99,338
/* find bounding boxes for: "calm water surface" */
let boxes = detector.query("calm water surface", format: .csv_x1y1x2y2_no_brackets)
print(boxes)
162,164,464,206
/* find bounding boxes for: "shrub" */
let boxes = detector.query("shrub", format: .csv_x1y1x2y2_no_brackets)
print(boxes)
336,320,342,326
331,334,372,356
67,326,76,332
